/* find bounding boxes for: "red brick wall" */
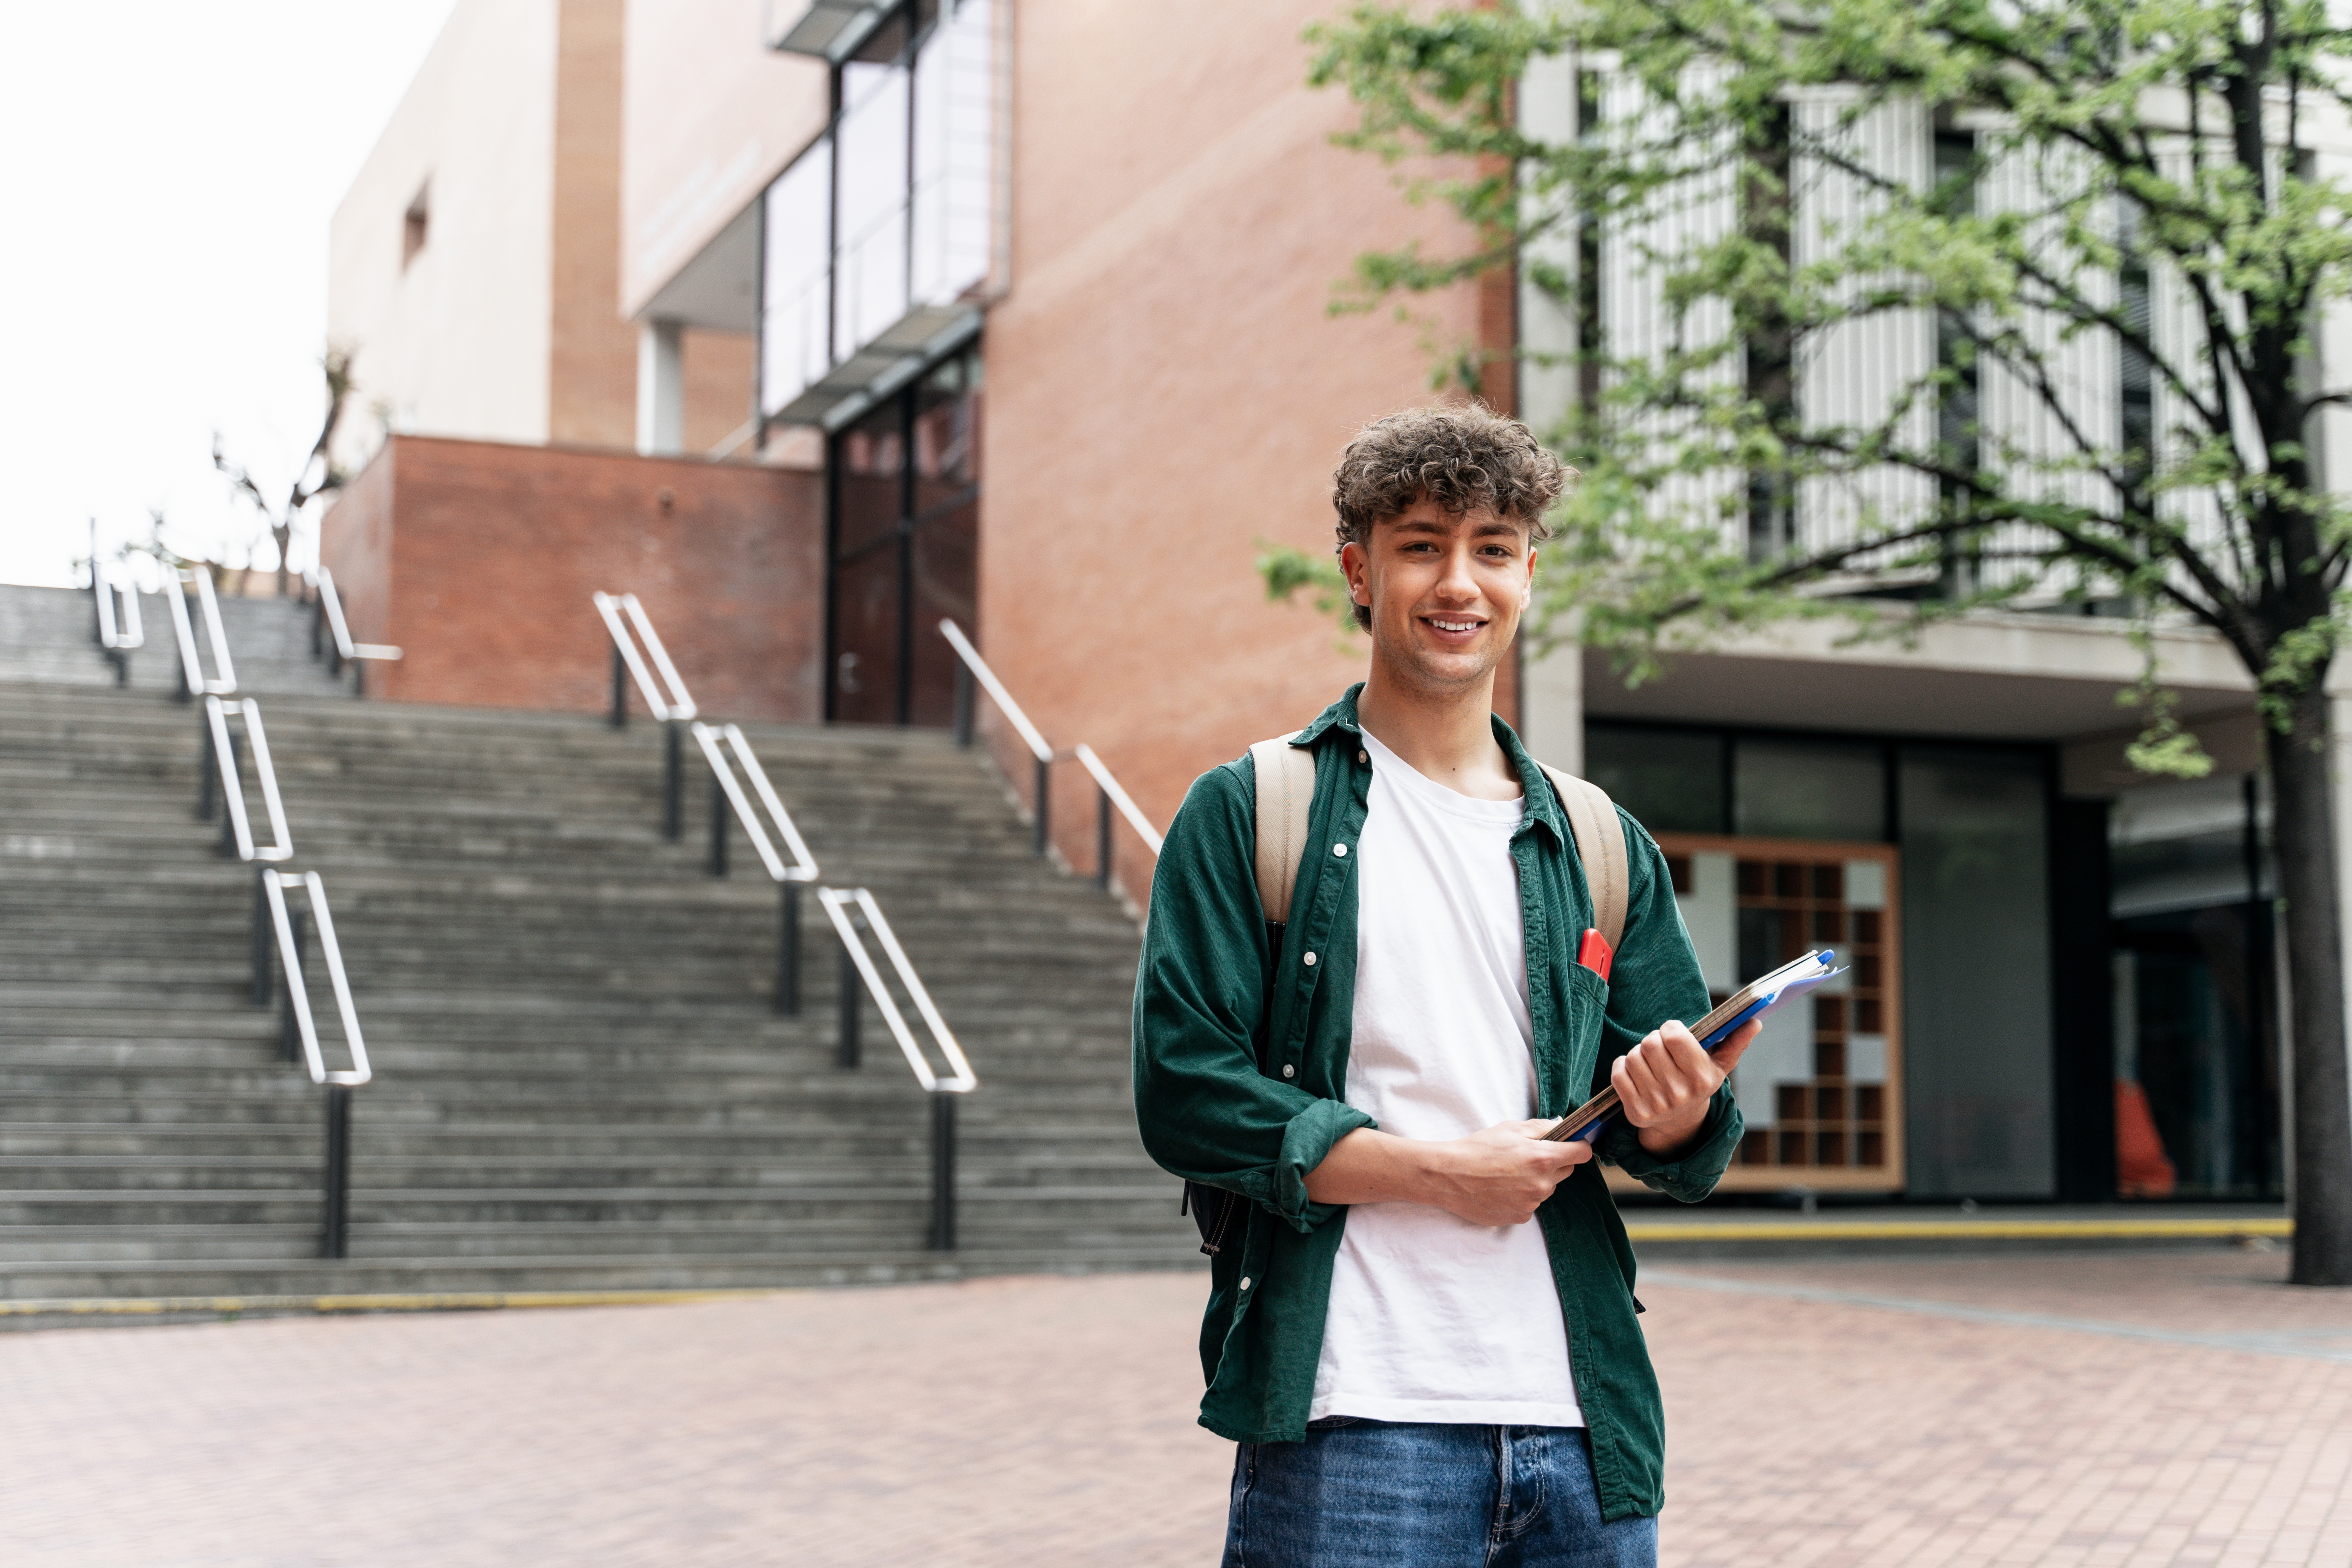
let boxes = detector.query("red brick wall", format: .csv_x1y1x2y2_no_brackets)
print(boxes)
977,0,1508,901
319,435,823,721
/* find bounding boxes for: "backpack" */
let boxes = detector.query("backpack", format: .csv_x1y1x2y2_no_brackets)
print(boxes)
1182,731,1631,1255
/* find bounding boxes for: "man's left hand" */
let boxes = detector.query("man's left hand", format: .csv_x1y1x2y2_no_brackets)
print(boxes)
1612,1018,1761,1159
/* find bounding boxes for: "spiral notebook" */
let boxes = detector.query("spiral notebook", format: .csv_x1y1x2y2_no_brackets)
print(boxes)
1541,949,1848,1145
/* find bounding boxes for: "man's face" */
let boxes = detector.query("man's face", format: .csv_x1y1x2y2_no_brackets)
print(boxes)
1341,498,1535,696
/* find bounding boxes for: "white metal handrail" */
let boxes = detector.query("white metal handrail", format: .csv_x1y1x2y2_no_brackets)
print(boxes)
88,520,144,654
205,696,295,863
167,568,237,695
1073,744,1166,855
692,721,821,883
938,618,1050,763
309,567,404,663
938,618,1163,881
262,870,371,1087
818,887,976,1093
593,591,698,721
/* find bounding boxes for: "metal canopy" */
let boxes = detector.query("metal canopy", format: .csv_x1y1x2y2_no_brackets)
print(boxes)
768,304,981,431
764,0,894,63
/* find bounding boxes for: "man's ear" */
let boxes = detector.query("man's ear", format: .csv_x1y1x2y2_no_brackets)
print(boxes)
1341,540,1370,608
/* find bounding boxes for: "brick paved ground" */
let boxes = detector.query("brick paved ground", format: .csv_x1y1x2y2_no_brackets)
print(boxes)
3,1249,2350,1566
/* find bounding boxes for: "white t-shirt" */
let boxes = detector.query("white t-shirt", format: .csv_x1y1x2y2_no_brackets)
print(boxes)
1307,728,1584,1428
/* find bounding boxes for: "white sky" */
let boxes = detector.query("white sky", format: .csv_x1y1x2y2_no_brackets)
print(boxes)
0,2,462,588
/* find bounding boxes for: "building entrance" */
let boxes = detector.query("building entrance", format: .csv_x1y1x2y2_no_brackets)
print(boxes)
827,346,980,726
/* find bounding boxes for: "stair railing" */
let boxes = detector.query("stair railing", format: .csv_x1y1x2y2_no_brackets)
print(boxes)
304,567,404,695
818,887,976,1250
593,590,697,839
695,720,821,1014
595,592,976,1250
939,618,1163,889
87,523,143,688
170,576,375,1261
164,567,237,699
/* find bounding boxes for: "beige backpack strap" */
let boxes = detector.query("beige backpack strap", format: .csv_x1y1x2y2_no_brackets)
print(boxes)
1542,765,1629,950
1249,733,1317,924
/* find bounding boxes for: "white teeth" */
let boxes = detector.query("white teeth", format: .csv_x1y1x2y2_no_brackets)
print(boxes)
1429,619,1478,632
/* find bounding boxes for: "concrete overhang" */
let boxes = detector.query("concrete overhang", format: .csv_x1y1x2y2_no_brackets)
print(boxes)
765,0,893,64
767,304,981,431
636,203,759,333
1579,610,2255,744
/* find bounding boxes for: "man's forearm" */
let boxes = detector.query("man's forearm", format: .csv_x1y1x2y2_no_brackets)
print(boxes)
1301,1127,1441,1206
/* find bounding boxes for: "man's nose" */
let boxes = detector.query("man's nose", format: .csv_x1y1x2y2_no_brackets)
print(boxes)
1433,544,1480,601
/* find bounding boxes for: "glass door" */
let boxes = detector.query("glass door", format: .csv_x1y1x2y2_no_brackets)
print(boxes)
826,347,981,726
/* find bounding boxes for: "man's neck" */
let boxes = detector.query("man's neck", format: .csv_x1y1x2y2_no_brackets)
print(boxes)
1353,661,1520,801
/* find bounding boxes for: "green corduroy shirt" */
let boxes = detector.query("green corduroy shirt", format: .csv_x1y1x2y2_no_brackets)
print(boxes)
1131,686,1743,1522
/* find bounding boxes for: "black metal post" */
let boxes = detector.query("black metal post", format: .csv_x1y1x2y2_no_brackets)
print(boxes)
217,730,243,859
250,866,273,1007
1097,787,1113,891
328,642,343,679
665,721,685,841
929,1093,957,1251
837,941,862,1068
110,648,129,688
353,660,367,699
953,662,975,748
279,908,307,1065
311,599,326,659
775,881,801,1015
321,1085,352,1260
1033,755,1051,858
708,768,729,876
196,713,217,820
609,643,628,727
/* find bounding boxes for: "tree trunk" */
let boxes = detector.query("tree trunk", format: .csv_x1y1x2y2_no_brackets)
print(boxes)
2267,687,2352,1286
273,522,292,600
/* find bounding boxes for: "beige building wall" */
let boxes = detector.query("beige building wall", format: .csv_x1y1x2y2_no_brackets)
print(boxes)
330,0,642,472
329,0,561,473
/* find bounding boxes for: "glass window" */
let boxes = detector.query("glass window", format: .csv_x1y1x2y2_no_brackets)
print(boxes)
834,60,912,356
911,0,994,306
1897,745,2052,1197
760,138,834,415
1582,725,1726,834
1735,738,1885,841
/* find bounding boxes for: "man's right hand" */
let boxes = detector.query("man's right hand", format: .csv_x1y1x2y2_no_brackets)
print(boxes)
1421,1121,1593,1226
1303,1121,1592,1227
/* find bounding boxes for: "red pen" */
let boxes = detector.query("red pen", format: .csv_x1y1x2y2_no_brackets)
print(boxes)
1576,927,1613,981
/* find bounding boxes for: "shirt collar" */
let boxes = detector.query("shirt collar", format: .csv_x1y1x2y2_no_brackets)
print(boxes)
1291,683,1567,847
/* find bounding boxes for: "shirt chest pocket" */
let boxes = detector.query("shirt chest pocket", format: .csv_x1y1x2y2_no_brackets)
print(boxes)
1556,960,1611,1111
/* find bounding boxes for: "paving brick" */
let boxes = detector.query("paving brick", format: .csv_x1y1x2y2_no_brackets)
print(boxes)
3,1251,2350,1565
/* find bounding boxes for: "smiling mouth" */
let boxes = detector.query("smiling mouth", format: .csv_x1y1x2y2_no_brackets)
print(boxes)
1423,617,1484,633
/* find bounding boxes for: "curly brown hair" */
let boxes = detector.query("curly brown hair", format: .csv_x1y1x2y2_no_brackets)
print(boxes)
1330,403,1569,630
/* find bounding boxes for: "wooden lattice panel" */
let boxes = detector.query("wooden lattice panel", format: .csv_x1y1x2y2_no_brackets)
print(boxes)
1610,834,1905,1194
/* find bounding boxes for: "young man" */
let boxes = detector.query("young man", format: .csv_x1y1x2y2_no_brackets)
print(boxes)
1133,404,1757,1567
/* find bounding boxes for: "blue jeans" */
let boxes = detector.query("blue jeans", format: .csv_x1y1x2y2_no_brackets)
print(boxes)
1221,1419,1656,1568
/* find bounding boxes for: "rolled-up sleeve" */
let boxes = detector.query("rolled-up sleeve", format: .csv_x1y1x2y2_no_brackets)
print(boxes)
1133,762,1371,1232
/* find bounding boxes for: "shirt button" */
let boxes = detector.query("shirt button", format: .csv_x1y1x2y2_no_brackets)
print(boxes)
1332,843,1348,858
1282,1064,1296,1078
1240,1277,1253,1291
1357,749,1368,764
1303,951,1317,967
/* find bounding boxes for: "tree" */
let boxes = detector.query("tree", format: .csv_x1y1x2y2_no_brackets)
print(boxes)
214,346,356,599
1297,0,2352,1282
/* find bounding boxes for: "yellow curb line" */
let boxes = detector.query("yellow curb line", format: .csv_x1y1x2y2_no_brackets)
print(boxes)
1624,1217,2293,1242
0,1288,800,1318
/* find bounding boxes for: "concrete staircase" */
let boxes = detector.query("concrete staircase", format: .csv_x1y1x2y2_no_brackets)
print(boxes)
0,596,1194,1310
0,580,356,698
